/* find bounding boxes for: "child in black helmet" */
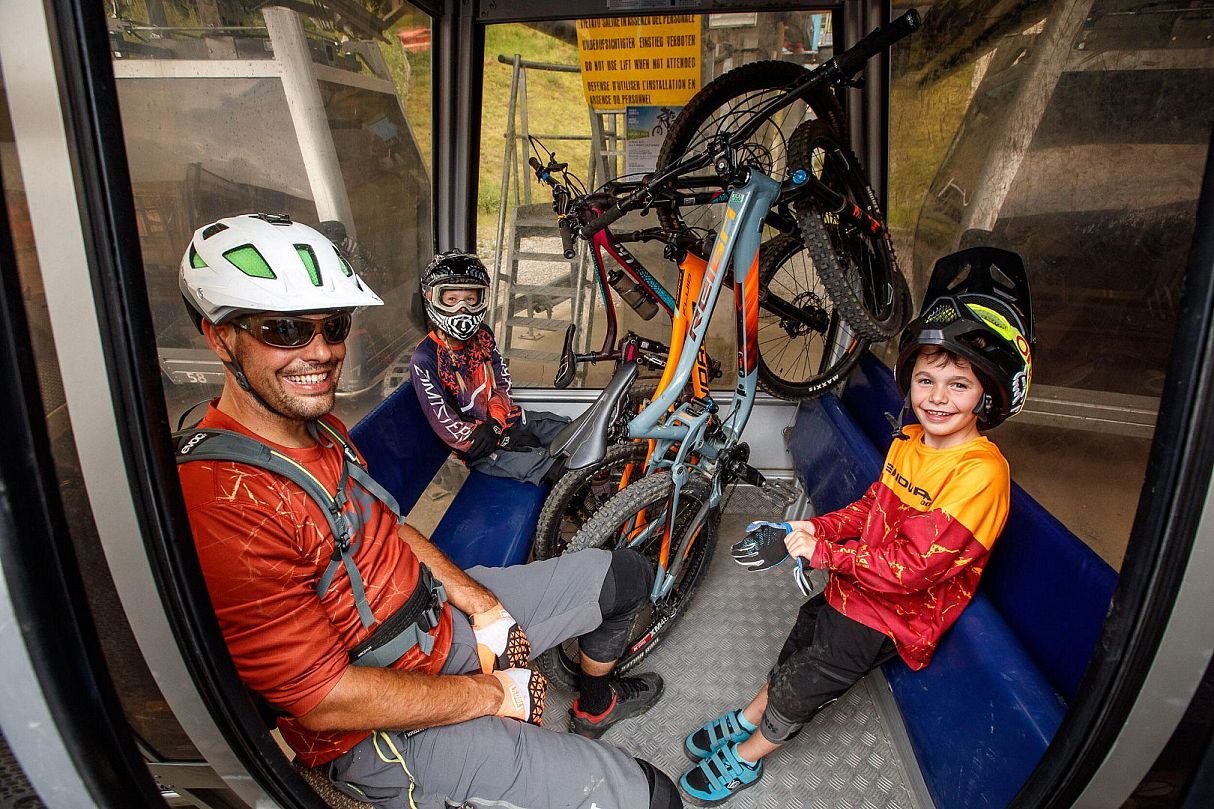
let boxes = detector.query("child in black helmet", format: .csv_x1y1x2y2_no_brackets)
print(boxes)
410,250,570,485
678,247,1035,806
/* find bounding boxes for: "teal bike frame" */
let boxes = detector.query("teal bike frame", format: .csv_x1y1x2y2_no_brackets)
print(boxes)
621,168,788,599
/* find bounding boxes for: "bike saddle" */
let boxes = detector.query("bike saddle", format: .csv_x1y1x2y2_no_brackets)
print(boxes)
547,361,640,470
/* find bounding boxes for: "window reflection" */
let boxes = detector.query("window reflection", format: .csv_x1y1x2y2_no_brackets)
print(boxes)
111,1,434,425
889,0,1214,566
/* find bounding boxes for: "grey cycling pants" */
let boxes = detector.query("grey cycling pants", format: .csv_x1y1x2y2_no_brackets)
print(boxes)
327,549,650,809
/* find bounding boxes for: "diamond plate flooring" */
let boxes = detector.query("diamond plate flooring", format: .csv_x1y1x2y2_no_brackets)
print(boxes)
545,511,919,809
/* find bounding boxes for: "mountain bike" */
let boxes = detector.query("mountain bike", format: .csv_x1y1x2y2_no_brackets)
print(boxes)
526,150,869,594
654,38,909,340
528,145,867,400
533,10,921,685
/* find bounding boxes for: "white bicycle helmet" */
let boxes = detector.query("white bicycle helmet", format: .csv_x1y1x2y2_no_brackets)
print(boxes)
180,212,382,328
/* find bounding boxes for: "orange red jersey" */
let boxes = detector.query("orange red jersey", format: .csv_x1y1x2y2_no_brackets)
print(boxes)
177,404,453,766
808,424,1010,669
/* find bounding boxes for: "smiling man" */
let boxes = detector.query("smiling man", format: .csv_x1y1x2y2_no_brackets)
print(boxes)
173,214,678,809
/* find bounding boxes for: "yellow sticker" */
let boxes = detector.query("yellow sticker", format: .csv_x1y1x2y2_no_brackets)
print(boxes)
577,16,701,110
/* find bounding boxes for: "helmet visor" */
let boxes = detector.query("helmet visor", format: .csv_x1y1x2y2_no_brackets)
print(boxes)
428,284,488,315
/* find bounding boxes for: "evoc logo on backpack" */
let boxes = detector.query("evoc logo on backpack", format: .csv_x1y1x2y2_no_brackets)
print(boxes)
179,432,208,454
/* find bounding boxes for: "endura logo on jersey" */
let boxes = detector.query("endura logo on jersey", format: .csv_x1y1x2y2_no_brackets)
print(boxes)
885,462,934,508
413,366,472,442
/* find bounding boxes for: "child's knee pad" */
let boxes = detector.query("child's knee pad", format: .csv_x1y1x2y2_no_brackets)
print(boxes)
759,702,805,744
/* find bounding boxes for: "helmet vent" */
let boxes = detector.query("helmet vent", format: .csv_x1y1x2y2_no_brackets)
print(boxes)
338,254,354,278
189,245,207,269
223,245,276,279
921,301,959,326
201,223,228,240
990,263,1014,293
295,245,322,286
944,262,972,292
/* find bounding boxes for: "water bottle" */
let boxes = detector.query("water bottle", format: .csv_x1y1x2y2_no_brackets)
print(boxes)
608,269,658,320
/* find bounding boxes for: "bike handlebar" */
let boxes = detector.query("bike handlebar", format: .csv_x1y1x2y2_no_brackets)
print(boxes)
579,203,630,238
832,9,921,77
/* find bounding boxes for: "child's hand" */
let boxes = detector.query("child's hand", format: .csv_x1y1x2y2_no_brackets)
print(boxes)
465,420,503,461
784,527,818,563
500,423,541,452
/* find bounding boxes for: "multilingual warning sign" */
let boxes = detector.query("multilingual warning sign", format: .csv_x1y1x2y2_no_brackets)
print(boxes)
576,15,701,111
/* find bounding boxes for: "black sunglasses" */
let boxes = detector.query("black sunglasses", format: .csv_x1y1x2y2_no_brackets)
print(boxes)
235,312,352,348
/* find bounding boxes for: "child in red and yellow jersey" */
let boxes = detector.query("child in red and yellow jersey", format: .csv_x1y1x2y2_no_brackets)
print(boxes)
679,247,1035,806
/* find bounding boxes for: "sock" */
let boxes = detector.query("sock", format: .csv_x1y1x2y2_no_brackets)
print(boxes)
733,744,759,767
576,671,615,716
735,709,758,732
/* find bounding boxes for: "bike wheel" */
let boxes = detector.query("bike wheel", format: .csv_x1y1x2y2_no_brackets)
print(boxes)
532,379,659,562
532,442,648,562
790,120,910,341
756,233,869,400
534,471,718,688
656,60,845,235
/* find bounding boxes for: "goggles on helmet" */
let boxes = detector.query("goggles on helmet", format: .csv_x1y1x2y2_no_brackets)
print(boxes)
426,283,488,316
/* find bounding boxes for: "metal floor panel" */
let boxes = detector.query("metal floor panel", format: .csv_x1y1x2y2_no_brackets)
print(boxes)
545,512,920,808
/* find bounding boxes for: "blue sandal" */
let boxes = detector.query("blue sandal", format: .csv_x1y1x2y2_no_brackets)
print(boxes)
684,709,757,760
678,743,763,806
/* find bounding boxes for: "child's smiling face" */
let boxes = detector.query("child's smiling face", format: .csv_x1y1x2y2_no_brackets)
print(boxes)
909,349,984,449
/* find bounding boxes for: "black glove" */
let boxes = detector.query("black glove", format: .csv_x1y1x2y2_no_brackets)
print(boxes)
464,420,503,462
730,521,793,571
499,423,542,452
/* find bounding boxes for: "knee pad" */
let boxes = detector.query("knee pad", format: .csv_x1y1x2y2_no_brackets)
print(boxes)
599,548,653,617
635,758,683,809
581,550,653,663
759,702,805,744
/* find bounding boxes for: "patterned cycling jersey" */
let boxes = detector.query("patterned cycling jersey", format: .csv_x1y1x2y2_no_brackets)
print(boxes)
808,425,1010,669
410,326,522,455
177,404,454,766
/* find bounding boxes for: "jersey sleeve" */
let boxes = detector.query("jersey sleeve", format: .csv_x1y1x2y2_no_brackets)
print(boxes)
809,457,1009,594
185,493,350,717
809,482,880,542
410,343,474,452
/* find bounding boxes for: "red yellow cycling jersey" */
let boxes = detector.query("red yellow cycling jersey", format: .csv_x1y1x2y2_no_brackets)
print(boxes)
808,424,1009,669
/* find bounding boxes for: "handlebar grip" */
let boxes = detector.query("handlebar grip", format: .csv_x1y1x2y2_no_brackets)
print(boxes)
833,9,920,77
579,203,628,238
558,216,576,258
528,156,543,171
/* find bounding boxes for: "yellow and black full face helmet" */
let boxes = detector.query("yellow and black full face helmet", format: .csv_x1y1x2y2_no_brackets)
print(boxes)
894,247,1035,429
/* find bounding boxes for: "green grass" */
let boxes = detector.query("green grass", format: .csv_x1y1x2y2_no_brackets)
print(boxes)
477,25,592,246
888,65,975,235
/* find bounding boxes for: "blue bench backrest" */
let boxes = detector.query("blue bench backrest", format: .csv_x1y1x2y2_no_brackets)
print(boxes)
350,384,451,516
350,383,549,570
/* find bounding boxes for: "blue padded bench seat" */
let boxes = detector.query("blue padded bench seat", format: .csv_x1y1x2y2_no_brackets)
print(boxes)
349,383,548,570
788,352,1116,809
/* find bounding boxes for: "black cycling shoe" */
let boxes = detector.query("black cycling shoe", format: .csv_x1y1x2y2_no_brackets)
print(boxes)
569,672,664,739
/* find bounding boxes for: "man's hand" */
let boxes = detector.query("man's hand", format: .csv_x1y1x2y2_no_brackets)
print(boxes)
499,423,541,452
731,521,793,571
491,668,546,725
470,605,531,673
464,420,503,462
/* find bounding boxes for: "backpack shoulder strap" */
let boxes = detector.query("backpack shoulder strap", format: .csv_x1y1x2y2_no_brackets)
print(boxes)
173,426,377,628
